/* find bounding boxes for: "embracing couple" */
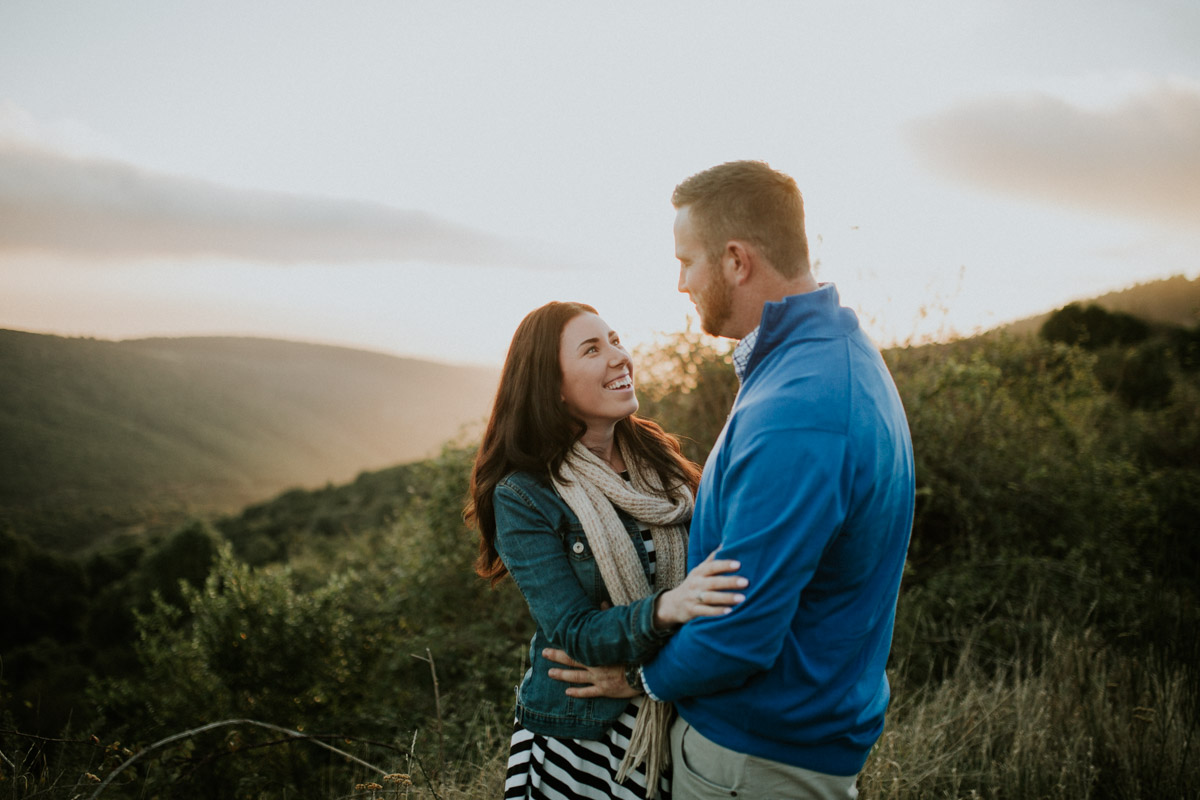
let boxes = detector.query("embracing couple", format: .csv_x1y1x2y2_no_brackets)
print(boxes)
466,161,916,799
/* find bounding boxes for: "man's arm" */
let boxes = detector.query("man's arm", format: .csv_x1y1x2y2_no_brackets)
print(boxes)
642,427,849,702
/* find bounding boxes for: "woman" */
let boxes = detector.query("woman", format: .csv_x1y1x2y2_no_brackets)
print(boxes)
466,302,746,799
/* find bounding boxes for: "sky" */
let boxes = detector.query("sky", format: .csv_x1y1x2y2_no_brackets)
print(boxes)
2,0,1198,366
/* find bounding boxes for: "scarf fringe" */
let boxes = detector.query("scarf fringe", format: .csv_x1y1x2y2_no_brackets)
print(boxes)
616,698,673,799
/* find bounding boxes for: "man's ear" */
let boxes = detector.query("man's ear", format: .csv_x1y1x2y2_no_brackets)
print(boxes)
724,240,755,286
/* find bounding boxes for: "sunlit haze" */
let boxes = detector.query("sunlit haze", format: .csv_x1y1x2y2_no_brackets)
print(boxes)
2,1,1198,365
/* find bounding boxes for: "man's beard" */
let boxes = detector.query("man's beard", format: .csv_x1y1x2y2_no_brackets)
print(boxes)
697,272,733,337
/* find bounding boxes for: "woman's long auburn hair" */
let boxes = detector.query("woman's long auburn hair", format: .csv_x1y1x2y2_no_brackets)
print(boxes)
465,301,701,586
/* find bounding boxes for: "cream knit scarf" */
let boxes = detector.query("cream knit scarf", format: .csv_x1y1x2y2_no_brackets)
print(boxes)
552,438,692,798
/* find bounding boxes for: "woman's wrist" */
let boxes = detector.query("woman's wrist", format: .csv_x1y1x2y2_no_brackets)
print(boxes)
652,588,680,631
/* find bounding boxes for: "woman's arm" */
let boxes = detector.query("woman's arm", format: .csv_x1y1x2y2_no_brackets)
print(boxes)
542,552,750,697
494,482,666,666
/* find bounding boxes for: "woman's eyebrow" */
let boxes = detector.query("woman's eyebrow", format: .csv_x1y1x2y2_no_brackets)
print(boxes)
575,330,618,351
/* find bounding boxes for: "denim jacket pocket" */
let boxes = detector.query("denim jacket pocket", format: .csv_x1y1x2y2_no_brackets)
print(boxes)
563,524,608,604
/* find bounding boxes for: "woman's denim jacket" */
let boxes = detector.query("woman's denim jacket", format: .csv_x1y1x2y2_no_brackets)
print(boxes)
493,469,675,739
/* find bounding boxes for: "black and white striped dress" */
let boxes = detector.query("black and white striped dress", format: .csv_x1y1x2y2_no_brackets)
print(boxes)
504,524,671,800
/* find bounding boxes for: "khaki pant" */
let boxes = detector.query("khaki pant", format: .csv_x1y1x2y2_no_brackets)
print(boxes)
670,719,859,800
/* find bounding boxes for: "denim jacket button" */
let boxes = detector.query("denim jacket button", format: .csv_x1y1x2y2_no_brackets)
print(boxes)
572,541,585,554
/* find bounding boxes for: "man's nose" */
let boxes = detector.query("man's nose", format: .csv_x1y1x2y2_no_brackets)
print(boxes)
677,265,688,294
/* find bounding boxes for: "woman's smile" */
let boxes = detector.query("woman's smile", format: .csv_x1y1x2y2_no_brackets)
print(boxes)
559,312,640,433
604,373,634,391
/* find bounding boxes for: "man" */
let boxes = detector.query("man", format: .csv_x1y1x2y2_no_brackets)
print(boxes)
550,160,915,798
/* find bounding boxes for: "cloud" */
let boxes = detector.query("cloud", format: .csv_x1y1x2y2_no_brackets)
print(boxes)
908,81,1200,228
0,140,560,268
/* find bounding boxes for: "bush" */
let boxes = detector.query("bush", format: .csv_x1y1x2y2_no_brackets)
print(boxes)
1041,303,1150,349
633,328,737,465
87,446,530,799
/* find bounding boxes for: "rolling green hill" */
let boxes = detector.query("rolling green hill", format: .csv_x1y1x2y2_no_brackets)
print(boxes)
0,330,498,549
3,275,1195,552
1002,273,1200,336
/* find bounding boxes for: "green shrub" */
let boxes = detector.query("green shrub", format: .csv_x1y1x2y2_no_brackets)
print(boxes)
1041,303,1150,349
86,447,530,798
633,328,738,465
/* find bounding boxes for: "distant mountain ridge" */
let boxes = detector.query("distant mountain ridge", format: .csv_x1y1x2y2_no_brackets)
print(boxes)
0,330,498,548
1002,274,1200,336
4,274,1195,551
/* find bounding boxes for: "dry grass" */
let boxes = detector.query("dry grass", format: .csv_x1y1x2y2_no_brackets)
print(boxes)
393,630,1198,800
6,628,1192,800
861,628,1197,799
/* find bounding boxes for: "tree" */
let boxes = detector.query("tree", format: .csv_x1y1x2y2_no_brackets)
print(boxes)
1040,302,1150,349
633,329,738,465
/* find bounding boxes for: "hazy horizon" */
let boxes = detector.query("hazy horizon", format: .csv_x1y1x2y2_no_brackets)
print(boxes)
4,269,1197,370
0,322,507,369
3,1,1198,365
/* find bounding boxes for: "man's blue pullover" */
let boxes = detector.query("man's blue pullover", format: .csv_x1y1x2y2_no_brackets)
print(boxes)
642,284,915,776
